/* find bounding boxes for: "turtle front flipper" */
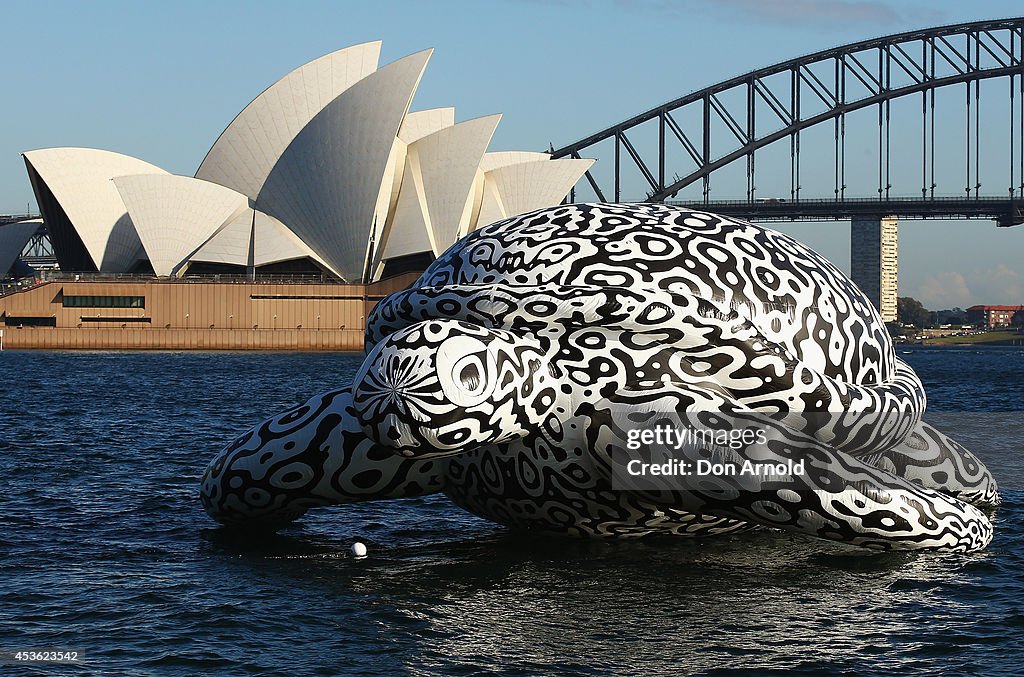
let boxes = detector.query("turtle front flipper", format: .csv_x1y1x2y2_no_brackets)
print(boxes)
857,419,999,507
592,381,993,552
200,388,443,530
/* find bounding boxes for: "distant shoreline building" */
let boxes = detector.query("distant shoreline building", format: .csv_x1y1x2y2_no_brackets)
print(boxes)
0,42,594,350
966,304,1024,329
850,215,898,323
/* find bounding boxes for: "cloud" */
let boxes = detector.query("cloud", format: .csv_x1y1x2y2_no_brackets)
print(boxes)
910,265,1024,310
915,271,973,310
976,264,1024,303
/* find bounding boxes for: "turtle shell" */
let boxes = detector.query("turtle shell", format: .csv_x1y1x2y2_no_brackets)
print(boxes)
415,203,893,386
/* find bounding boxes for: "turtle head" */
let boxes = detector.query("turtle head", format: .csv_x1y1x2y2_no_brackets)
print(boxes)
352,319,563,458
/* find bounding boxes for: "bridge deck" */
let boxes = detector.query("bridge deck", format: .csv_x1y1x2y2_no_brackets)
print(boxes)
664,197,1024,226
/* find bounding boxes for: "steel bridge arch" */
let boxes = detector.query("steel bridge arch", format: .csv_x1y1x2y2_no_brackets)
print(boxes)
551,17,1024,203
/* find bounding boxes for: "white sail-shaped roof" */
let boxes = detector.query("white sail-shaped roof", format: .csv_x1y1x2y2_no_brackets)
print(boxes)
381,115,500,262
475,158,594,229
22,148,168,272
195,42,382,201
381,168,432,262
372,108,457,247
253,211,327,267
23,43,596,284
0,219,41,277
190,210,253,267
475,178,506,230
113,175,250,277
256,49,432,282
398,108,456,144
466,151,552,237
190,208,329,269
479,151,550,172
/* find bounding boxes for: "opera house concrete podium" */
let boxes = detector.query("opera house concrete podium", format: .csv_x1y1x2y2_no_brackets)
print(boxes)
1,42,593,350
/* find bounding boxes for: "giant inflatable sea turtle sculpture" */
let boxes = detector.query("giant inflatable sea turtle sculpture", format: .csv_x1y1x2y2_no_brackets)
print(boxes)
200,203,998,552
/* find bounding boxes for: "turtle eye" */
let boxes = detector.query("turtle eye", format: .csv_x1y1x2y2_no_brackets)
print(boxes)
455,355,484,392
436,336,496,407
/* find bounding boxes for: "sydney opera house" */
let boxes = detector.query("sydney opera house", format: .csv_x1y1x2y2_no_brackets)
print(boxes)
0,42,592,349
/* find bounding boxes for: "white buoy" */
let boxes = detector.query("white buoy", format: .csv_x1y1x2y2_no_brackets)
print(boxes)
351,542,368,558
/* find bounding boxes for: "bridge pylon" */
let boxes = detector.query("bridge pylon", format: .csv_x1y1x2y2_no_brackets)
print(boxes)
850,215,899,323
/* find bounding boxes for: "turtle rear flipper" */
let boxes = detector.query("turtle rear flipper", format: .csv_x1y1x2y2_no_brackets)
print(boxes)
591,380,993,553
858,419,1000,507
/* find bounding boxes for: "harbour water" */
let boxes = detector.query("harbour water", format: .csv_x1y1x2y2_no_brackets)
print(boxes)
2,347,1023,675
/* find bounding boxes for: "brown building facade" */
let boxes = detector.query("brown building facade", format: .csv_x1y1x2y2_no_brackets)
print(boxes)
0,273,419,350
966,304,1024,329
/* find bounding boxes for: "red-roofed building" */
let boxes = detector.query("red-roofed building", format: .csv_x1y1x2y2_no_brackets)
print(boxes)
966,305,1024,328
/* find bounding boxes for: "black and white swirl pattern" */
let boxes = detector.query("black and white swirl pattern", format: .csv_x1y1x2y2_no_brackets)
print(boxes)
200,204,998,553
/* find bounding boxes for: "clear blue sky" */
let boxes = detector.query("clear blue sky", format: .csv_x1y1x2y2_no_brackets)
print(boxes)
2,0,1022,308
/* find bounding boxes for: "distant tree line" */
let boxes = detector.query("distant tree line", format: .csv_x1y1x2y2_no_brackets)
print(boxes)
897,297,931,328
886,298,1024,337
883,297,970,337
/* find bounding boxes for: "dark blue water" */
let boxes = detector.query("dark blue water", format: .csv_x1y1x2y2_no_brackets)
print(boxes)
2,347,1023,675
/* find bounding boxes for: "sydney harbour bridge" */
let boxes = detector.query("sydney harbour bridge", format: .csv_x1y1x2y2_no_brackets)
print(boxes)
548,17,1024,321
553,17,1024,226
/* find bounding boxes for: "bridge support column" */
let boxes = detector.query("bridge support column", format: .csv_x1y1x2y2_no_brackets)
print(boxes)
850,215,898,323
